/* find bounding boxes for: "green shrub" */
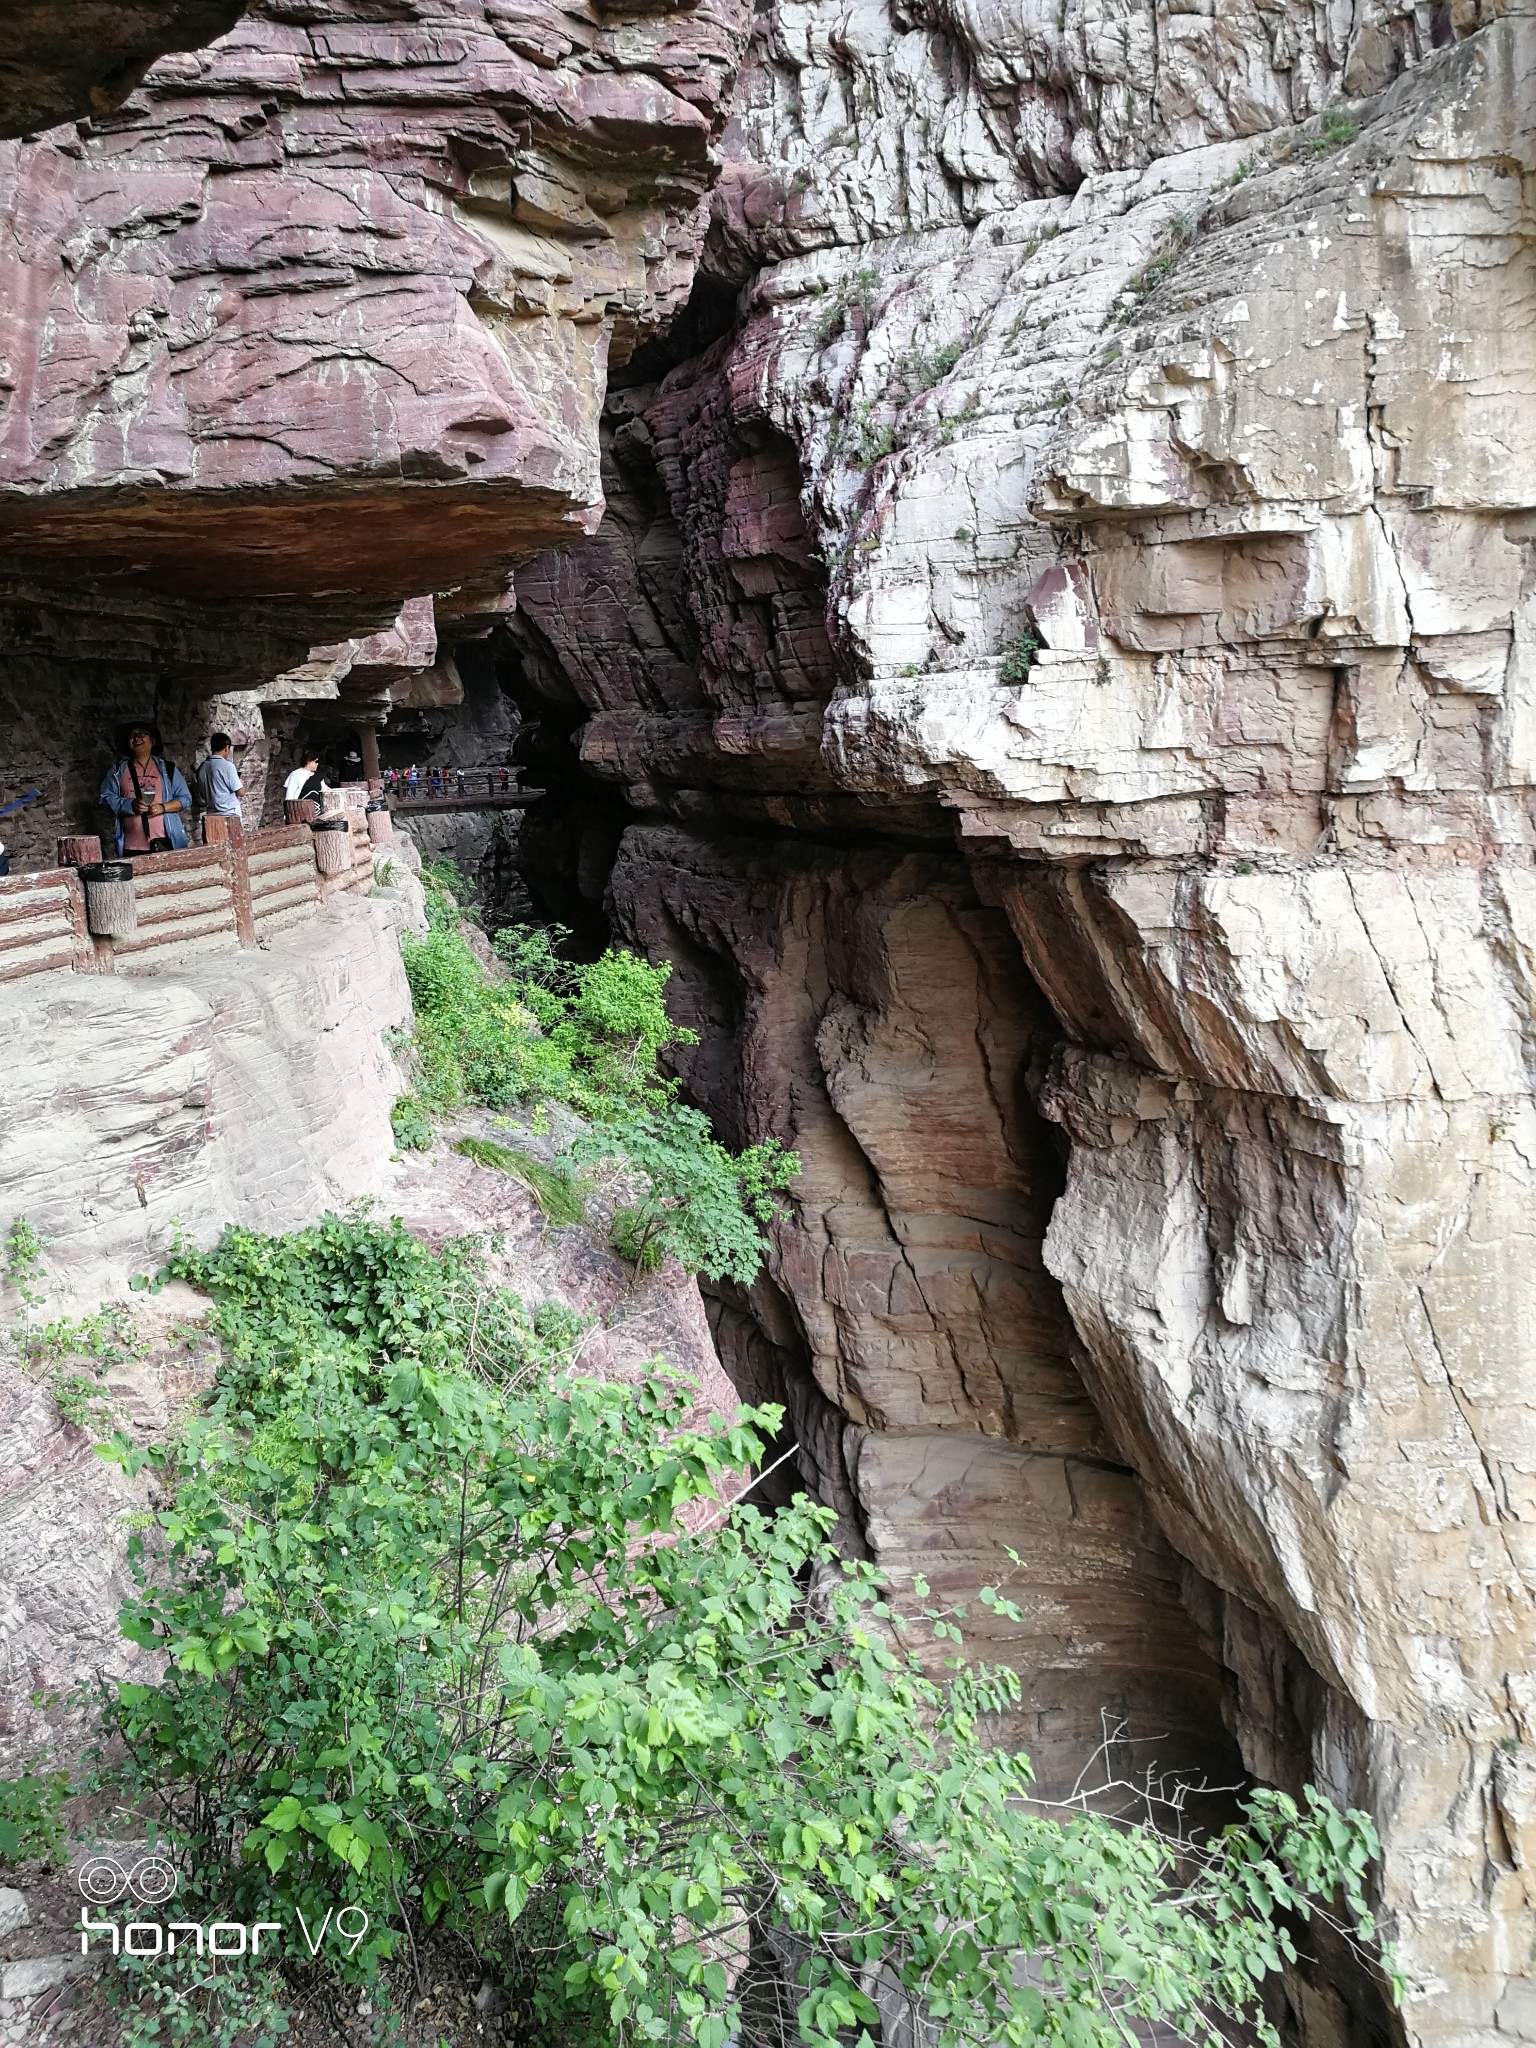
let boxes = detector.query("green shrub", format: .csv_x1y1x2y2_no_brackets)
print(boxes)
576,1106,801,1285
109,1949,290,2048
811,296,845,347
29,1300,145,1372
454,1137,586,1225
400,906,679,1124
95,1217,1394,2048
397,885,799,1286
888,335,965,402
26,1301,143,1431
3,1216,42,1306
0,1769,69,1866
609,1203,665,1272
1277,108,1368,159
1299,109,1358,158
51,1370,119,1431
390,1091,434,1151
1000,628,1041,682
530,1297,590,1354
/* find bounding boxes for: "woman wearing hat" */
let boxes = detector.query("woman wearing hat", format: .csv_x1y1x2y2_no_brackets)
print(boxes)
100,722,191,855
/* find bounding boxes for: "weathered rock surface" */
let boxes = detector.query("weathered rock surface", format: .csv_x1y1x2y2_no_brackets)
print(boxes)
500,5,1536,2043
0,1,246,140
0,893,416,1307
0,0,744,599
609,823,1237,1791
4,0,1535,2040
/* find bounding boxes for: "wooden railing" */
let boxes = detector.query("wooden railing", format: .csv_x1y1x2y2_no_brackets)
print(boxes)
0,787,381,985
384,768,541,813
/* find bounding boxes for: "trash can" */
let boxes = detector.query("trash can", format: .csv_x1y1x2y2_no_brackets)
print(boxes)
311,816,351,877
364,796,393,845
79,860,137,937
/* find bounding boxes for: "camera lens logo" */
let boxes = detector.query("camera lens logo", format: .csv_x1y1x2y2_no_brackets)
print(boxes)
130,1859,177,1906
76,1859,126,1905
77,1857,178,1906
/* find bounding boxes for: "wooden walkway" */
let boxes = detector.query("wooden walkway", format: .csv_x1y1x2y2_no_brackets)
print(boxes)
388,789,543,815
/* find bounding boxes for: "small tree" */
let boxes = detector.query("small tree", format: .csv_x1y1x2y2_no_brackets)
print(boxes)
399,892,802,1286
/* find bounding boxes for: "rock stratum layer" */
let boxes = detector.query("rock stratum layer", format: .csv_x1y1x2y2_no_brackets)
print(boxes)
502,6,1536,2046
0,0,744,606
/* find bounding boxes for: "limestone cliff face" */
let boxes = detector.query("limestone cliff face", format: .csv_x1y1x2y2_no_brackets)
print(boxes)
501,6,1536,2044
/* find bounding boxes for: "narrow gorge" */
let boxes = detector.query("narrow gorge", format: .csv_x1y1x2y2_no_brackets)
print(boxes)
0,2,1532,2045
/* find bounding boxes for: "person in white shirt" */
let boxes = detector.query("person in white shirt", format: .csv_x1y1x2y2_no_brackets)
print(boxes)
284,754,323,804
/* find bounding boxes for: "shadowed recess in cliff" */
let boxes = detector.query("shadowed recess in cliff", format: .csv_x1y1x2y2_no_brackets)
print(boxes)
606,822,1243,1799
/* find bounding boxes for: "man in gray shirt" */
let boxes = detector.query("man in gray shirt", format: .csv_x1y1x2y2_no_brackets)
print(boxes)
197,732,244,821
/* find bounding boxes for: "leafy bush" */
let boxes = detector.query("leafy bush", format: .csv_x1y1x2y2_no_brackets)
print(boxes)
811,295,845,347
390,1091,434,1151
51,1370,120,1431
3,1216,42,1306
109,1949,290,2048
1308,109,1358,153
0,1768,69,1866
400,906,679,1124
95,1216,1393,2048
1000,628,1041,682
26,1301,143,1430
575,1106,801,1286
1274,109,1358,162
397,883,799,1285
29,1300,146,1373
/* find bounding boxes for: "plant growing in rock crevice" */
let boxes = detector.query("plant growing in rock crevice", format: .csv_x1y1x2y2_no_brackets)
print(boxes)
1000,627,1042,682
839,329,978,469
1275,107,1359,161
3,1216,43,1308
1116,207,1203,323
26,1300,144,1432
809,264,882,352
396,873,799,1286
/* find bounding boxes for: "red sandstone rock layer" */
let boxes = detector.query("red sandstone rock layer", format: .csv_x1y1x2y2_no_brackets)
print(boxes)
0,0,747,636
